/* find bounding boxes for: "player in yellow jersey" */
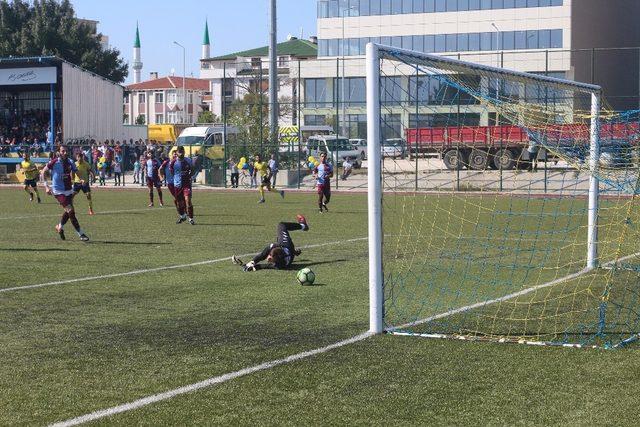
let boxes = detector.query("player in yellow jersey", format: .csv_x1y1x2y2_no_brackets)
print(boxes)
20,153,41,203
73,152,96,215
253,153,284,204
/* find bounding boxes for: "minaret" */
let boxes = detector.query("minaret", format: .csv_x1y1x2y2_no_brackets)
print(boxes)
202,20,210,60
132,22,143,84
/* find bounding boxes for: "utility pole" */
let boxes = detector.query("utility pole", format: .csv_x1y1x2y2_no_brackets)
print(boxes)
174,41,187,123
269,0,278,147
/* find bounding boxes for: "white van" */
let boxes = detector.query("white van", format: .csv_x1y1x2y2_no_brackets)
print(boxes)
173,125,240,159
306,135,362,168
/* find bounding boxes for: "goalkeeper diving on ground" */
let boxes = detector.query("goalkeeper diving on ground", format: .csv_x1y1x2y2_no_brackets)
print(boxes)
232,215,309,271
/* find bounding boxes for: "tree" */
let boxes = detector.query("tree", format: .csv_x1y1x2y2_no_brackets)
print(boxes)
135,115,145,125
0,0,128,83
197,110,219,124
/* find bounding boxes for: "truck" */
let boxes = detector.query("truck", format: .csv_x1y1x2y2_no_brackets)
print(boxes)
405,122,640,170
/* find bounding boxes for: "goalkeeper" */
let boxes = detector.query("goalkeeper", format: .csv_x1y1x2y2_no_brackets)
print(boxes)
233,215,309,271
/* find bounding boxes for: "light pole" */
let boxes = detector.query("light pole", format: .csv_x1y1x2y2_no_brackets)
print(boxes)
491,23,501,126
173,41,187,124
341,5,357,138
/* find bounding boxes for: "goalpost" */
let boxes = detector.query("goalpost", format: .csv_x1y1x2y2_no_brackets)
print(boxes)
366,43,640,348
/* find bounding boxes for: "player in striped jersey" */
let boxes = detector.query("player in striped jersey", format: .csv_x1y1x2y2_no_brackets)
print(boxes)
41,146,89,242
170,146,195,225
160,151,179,217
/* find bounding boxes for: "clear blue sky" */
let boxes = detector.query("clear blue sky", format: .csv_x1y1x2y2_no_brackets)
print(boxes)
71,0,318,84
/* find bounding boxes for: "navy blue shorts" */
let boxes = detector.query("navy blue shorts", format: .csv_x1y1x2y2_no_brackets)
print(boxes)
73,183,91,194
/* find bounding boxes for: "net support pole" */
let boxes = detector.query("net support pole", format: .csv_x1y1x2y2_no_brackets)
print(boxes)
366,43,383,334
587,91,601,270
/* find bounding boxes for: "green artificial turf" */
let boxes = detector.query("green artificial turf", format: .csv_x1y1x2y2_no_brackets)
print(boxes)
0,187,638,426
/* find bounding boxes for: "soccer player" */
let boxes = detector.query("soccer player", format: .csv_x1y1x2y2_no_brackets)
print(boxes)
253,153,284,204
73,152,96,215
144,151,164,207
313,152,333,213
20,153,41,203
41,146,89,242
170,146,195,225
232,215,309,271
160,151,178,216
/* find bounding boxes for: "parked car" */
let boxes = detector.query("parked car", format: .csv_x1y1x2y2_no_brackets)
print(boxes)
350,139,367,161
306,135,362,168
382,138,407,159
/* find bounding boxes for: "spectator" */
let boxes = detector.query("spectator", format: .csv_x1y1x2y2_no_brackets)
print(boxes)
268,153,279,188
342,157,353,180
229,156,239,188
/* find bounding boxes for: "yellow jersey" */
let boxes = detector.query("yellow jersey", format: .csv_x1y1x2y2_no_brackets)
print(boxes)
254,161,270,177
74,161,91,183
21,160,39,180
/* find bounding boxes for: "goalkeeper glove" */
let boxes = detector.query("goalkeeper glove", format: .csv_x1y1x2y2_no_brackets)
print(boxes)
243,261,256,272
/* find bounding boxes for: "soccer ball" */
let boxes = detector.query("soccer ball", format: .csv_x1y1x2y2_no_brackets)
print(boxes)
296,268,315,286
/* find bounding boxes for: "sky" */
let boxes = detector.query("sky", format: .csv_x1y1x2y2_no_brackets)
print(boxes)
71,0,318,84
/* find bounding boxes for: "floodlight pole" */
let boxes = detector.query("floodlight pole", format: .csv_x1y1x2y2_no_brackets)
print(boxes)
587,91,601,270
366,42,383,335
269,0,278,147
173,41,186,124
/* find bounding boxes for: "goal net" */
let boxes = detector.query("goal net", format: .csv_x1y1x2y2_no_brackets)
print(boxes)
366,44,640,348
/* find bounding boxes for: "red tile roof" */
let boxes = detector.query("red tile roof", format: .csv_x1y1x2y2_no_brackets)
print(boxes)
127,76,209,91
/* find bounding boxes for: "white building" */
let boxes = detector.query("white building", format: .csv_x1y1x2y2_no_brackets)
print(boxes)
300,0,640,137
200,36,318,126
124,74,210,125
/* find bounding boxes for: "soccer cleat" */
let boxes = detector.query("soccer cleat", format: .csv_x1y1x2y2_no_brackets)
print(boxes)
318,209,323,214
88,208,95,216
148,203,154,208
160,203,164,207
296,214,309,231
79,234,90,242
280,190,285,199
188,218,195,225
55,224,66,241
257,199,265,204
322,203,329,212
232,255,244,265
29,194,33,202
37,197,41,204
176,216,186,224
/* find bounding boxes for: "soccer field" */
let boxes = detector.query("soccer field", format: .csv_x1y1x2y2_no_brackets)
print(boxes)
1,187,640,426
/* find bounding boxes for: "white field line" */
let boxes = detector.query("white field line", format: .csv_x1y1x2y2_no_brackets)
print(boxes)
390,250,640,331
0,237,368,294
49,331,373,427
0,208,156,221
45,250,640,426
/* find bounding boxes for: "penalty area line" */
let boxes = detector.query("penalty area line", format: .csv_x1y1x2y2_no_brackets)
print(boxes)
1,237,368,294
49,332,374,427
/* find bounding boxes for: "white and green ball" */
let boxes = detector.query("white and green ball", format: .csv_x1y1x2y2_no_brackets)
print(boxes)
296,268,316,286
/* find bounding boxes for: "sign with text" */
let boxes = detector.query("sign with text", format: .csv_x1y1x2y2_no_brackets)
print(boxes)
0,67,57,86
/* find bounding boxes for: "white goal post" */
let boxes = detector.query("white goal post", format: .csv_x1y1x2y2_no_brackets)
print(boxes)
366,42,603,335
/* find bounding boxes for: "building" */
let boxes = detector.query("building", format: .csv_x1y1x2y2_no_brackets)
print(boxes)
132,23,143,84
200,36,318,126
124,74,210,125
303,0,640,138
0,56,146,144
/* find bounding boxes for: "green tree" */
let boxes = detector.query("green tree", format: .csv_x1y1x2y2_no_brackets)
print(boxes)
197,110,219,124
0,0,128,83
135,114,145,125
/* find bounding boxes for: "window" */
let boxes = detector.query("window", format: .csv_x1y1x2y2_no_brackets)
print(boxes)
504,0,515,6
154,92,164,103
349,0,360,15
391,36,402,48
360,0,371,14
458,0,469,9
305,78,329,108
526,30,538,48
402,0,413,12
551,0,562,5
515,31,527,49
402,35,413,50
278,56,288,67
480,0,491,9
359,37,369,54
425,0,435,11
424,35,435,52
413,0,424,12
304,115,326,126
501,31,515,50
329,0,339,16
381,0,392,14
167,91,177,103
550,29,562,48
138,93,146,104
370,0,381,14
155,114,164,124
468,0,480,8
435,34,446,52
468,33,480,51
251,57,261,68
539,0,550,5
457,33,468,51
319,39,328,56
382,114,401,140
123,93,129,103
435,0,446,11
480,32,493,51
391,0,403,14
381,77,402,106
527,0,538,6
446,0,456,11
538,30,550,48
413,35,425,52
491,0,503,8
515,0,526,6
167,112,177,124
318,0,329,18
328,39,339,56
445,34,457,52
336,77,366,107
